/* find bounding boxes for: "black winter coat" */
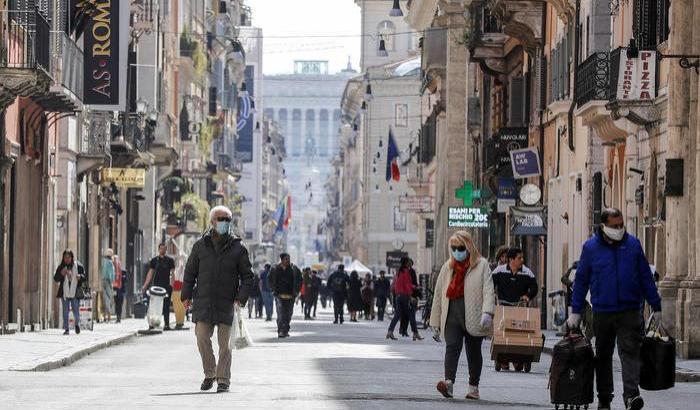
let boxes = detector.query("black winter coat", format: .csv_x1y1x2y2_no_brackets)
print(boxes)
347,276,364,311
181,231,255,325
54,263,87,299
268,263,302,297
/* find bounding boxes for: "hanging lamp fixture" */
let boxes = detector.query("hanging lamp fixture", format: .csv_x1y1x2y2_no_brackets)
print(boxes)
389,0,403,17
378,39,389,57
364,83,373,102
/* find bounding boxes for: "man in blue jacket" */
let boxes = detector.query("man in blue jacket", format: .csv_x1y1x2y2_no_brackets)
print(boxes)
568,208,661,410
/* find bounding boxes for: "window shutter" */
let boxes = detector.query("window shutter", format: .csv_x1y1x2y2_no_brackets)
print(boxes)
634,0,655,49
209,87,218,117
552,47,558,102
536,54,547,111
509,76,525,127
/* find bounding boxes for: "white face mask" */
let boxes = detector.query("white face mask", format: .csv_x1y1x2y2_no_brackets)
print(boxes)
602,225,625,242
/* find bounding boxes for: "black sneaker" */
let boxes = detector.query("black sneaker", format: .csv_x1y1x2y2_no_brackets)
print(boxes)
200,378,215,391
63,329,69,335
75,325,80,334
626,395,644,410
333,319,338,324
163,326,172,331
217,383,229,393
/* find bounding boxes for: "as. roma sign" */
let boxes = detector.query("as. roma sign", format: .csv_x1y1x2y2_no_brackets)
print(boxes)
83,1,129,111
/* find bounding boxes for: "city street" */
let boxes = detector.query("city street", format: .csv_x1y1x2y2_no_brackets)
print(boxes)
1,307,698,410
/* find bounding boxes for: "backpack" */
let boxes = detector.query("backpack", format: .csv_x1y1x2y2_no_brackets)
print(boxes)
549,331,595,409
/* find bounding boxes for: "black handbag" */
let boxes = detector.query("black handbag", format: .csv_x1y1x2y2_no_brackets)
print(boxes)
640,320,676,391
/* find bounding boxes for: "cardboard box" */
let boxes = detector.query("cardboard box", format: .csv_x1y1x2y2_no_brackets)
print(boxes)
494,305,541,333
491,305,543,361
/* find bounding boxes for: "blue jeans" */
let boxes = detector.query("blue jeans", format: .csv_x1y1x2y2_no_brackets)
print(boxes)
62,298,81,330
261,291,274,319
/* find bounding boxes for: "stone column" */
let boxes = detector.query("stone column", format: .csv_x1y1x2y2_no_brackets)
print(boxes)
662,0,695,357
680,0,700,359
434,3,471,263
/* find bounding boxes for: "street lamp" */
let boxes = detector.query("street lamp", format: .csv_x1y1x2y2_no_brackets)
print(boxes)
136,98,149,115
378,39,389,57
364,83,373,101
389,0,403,17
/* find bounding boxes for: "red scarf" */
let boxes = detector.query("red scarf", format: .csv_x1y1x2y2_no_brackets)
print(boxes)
446,260,470,299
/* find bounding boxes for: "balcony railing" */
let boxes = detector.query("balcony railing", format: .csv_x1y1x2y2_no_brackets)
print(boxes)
0,9,50,72
81,114,111,156
575,47,659,108
50,31,83,99
575,52,611,107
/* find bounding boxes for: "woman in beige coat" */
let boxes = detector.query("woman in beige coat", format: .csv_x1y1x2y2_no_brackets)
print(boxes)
430,231,495,400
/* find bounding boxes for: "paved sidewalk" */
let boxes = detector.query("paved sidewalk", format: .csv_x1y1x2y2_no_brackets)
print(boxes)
0,319,145,371
542,330,700,382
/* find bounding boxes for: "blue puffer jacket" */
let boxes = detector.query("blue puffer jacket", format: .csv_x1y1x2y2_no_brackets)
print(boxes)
572,227,661,314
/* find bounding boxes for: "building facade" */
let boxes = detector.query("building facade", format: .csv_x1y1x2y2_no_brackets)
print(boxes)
263,61,354,267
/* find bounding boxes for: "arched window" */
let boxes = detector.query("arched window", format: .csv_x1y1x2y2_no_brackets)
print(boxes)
377,20,396,51
263,108,274,122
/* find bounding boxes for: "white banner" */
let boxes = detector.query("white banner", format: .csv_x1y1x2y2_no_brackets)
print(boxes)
616,50,656,101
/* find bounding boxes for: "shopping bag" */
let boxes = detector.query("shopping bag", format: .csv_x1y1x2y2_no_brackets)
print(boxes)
640,318,675,391
230,305,253,350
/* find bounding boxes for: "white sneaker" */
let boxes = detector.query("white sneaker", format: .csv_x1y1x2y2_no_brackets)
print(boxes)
466,385,480,400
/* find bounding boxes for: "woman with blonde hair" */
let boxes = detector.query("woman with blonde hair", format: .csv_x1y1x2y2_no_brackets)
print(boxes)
430,231,495,400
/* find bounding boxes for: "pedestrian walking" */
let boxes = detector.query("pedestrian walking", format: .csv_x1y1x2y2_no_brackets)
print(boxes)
268,253,302,338
328,265,349,324
304,270,321,319
320,279,330,309
386,258,423,341
374,270,390,321
181,205,254,393
112,255,128,323
248,274,262,319
431,231,495,401
299,268,307,310
248,272,262,319
54,250,86,335
141,243,176,330
347,271,364,322
490,245,509,271
399,259,420,337
361,273,375,320
259,264,274,321
101,249,115,322
568,208,662,410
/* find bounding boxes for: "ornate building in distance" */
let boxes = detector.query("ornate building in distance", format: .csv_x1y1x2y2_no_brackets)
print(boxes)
263,60,356,268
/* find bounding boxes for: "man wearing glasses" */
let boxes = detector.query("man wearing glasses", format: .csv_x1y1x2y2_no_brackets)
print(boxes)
181,206,254,393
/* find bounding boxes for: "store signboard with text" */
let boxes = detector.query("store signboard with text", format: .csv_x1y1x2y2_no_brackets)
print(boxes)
448,207,489,229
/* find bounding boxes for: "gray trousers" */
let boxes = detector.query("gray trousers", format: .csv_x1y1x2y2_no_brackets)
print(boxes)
593,309,644,402
444,298,484,386
195,322,232,384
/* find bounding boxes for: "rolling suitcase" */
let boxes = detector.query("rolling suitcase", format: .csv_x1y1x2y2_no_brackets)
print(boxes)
549,330,595,410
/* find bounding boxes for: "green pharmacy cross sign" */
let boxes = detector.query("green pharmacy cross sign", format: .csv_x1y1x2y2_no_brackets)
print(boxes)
450,181,489,229
455,181,482,207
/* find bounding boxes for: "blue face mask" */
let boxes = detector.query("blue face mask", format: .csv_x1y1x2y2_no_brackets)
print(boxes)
452,249,469,262
215,221,230,235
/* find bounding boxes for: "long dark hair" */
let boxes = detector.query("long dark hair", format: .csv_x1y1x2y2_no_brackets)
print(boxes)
62,249,75,267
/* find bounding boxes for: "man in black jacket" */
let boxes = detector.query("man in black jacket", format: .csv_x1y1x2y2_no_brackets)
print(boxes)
182,206,254,393
374,270,390,321
327,265,350,324
268,253,302,338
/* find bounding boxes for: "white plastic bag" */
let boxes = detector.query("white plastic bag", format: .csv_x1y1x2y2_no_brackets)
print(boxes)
231,305,253,350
